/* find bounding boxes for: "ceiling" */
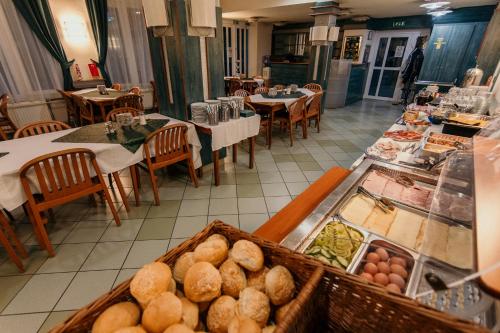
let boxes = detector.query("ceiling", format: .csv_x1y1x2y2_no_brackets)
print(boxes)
221,0,498,23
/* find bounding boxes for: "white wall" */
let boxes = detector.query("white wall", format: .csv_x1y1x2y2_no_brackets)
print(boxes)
247,22,273,77
48,0,100,81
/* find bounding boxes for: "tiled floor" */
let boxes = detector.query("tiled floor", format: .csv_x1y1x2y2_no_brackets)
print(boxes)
0,100,401,332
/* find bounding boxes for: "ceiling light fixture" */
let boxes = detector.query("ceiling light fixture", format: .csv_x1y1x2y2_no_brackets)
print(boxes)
420,1,450,10
428,9,453,16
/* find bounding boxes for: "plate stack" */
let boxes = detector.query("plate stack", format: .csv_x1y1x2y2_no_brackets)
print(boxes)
191,102,208,123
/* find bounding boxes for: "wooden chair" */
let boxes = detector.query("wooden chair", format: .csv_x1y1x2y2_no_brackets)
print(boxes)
106,107,141,122
303,83,323,92
111,83,122,91
274,84,285,90
14,120,71,139
0,211,28,272
305,92,323,133
20,148,121,256
234,89,250,97
150,80,159,112
254,87,269,94
274,96,308,146
56,90,79,127
245,102,270,147
73,95,98,125
130,124,198,206
128,86,141,95
0,94,17,139
229,79,242,96
113,94,144,110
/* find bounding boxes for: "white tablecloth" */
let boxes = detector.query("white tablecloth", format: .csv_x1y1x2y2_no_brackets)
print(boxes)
248,88,315,109
194,114,261,151
0,113,201,211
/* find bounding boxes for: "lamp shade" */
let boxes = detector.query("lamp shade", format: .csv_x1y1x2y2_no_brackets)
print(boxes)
190,0,217,28
142,0,169,27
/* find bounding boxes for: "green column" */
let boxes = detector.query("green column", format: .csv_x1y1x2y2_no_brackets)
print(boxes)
307,1,339,93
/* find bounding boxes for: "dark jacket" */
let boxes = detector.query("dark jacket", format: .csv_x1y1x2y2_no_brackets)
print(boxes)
401,47,424,83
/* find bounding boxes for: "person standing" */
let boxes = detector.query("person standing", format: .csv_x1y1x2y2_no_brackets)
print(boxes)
400,37,426,106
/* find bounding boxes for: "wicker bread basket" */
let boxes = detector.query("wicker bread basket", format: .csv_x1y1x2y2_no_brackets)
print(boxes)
50,221,326,332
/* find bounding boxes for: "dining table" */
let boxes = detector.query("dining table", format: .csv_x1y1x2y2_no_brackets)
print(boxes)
248,88,315,148
70,88,128,120
0,113,202,212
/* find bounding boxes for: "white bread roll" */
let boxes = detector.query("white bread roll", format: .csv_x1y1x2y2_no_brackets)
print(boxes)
264,266,295,306
206,234,229,247
173,252,196,284
220,259,247,298
227,316,262,333
180,297,199,329
229,240,264,272
142,292,182,333
91,302,140,333
207,295,237,333
246,267,269,293
194,239,228,267
237,288,270,328
130,262,172,308
184,262,222,302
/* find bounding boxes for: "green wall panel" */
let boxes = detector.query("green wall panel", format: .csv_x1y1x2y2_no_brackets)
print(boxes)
206,7,225,99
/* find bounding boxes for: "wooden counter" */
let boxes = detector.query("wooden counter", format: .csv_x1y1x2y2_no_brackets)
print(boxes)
254,166,351,243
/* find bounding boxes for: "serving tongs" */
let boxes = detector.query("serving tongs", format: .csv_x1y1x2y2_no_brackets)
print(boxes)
358,187,395,213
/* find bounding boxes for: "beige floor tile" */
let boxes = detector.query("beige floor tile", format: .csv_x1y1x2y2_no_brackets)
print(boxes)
113,268,138,288
146,200,181,218
258,172,283,184
0,276,31,312
0,246,47,276
261,183,289,197
62,222,107,244
236,184,263,198
183,185,211,199
122,240,171,268
286,182,310,195
280,171,307,182
0,313,48,333
297,161,322,171
237,197,267,214
209,198,238,215
81,241,133,271
168,238,189,251
238,214,269,233
276,162,301,172
118,203,151,220
171,216,208,238
100,219,144,242
177,199,209,217
136,217,175,240
210,185,237,198
208,215,239,228
235,173,260,184
38,311,74,333
265,196,292,213
37,243,95,273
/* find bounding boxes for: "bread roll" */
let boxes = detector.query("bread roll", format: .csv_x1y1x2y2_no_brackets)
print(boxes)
131,262,172,308
275,300,295,324
227,316,262,333
113,326,147,333
173,252,196,283
238,288,270,327
220,259,247,298
194,239,228,267
163,324,195,333
262,326,275,333
229,240,264,272
207,234,229,247
207,295,237,333
142,292,182,333
180,297,199,329
246,267,269,293
92,302,140,333
169,278,177,293
184,262,222,302
264,266,295,306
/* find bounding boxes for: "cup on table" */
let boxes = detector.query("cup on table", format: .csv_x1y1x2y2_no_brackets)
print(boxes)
290,84,298,92
268,88,277,97
97,85,107,95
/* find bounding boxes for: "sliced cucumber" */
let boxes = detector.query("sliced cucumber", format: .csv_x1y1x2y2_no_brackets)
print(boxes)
316,255,331,265
337,256,349,268
320,249,332,258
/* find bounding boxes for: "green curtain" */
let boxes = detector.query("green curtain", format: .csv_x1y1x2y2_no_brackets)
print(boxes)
147,28,169,115
86,0,112,87
14,0,74,90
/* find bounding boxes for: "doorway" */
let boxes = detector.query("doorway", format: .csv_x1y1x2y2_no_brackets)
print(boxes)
364,30,426,101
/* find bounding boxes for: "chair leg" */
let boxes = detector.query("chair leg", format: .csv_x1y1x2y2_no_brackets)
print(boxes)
31,206,55,256
302,119,308,139
112,172,130,212
288,121,294,147
101,186,121,226
148,168,161,206
0,229,24,272
0,213,28,258
129,165,140,207
187,159,199,188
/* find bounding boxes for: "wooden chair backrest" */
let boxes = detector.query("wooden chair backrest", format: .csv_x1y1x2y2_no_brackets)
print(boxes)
274,84,285,90
113,94,143,110
0,94,18,132
72,95,92,118
306,92,323,116
254,87,269,94
128,87,141,95
14,121,71,139
111,83,122,91
144,124,189,165
304,83,323,92
288,96,307,123
20,148,101,203
229,79,242,95
234,89,250,97
106,107,141,122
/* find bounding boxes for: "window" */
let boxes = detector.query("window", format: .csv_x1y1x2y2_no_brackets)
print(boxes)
223,22,249,77
0,0,62,102
106,0,154,88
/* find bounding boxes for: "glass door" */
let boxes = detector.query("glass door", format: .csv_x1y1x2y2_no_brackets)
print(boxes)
367,36,408,99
